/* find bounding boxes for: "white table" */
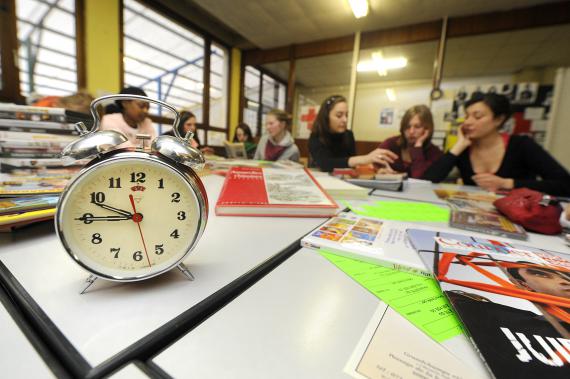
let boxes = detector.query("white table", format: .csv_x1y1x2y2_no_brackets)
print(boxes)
0,175,326,367
0,299,55,378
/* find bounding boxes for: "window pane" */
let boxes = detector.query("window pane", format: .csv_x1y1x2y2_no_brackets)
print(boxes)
209,43,228,129
16,0,78,97
123,0,205,122
207,131,226,146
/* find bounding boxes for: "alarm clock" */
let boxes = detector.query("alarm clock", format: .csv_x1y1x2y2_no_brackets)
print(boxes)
55,95,208,288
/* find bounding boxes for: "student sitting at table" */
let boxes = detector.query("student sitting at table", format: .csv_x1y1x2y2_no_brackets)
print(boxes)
309,95,396,172
163,111,214,154
423,93,570,196
377,104,443,178
253,109,300,162
101,86,156,146
233,123,257,158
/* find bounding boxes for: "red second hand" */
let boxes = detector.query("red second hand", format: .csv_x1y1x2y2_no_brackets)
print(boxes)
129,194,152,268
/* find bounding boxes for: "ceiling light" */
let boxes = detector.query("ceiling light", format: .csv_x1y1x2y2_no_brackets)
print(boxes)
386,88,396,102
348,0,368,19
357,51,407,76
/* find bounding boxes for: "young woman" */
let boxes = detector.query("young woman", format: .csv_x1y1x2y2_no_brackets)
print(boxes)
378,105,443,178
253,109,300,162
163,111,214,154
233,123,257,158
101,86,156,146
423,93,570,196
309,95,396,172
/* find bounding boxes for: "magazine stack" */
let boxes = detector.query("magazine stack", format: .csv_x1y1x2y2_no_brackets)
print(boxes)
0,104,89,230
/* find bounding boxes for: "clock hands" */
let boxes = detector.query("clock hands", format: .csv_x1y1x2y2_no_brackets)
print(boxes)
129,194,152,268
93,202,133,217
75,213,132,224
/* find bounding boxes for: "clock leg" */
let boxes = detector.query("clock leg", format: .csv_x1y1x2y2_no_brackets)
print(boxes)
80,274,98,294
177,263,195,281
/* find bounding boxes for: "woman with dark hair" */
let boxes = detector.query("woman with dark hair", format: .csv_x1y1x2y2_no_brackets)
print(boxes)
101,86,156,146
377,105,443,178
163,111,214,154
254,109,299,161
233,123,256,158
309,95,395,172
424,93,570,196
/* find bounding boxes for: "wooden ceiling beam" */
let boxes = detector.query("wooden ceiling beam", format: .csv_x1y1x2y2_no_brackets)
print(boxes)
243,1,570,66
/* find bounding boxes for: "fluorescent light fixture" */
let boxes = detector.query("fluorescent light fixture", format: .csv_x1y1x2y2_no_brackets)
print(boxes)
386,88,396,102
348,0,369,19
357,51,408,76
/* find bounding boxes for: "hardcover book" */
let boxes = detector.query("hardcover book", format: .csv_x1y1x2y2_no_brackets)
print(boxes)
406,228,570,379
215,167,338,217
301,213,429,276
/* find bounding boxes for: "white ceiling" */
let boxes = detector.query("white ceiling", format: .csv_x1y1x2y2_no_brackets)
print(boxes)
261,24,570,88
189,0,564,49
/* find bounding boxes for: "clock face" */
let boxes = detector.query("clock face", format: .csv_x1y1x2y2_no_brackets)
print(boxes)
57,154,206,280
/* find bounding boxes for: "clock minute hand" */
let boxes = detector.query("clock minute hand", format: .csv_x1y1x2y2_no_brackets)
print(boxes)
94,202,133,217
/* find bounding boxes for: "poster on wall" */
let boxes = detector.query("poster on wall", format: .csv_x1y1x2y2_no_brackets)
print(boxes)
379,108,395,127
296,105,319,139
513,82,538,104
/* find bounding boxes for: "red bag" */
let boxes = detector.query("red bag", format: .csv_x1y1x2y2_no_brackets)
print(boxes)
493,188,562,235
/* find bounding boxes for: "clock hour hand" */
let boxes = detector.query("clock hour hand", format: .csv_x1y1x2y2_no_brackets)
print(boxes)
75,213,132,224
93,202,133,217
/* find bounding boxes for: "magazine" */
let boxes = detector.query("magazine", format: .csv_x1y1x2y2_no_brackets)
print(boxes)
434,188,527,240
301,213,429,276
406,228,570,379
0,195,59,215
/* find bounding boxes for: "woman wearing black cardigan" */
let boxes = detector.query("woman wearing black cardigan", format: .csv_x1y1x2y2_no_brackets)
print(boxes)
423,93,570,196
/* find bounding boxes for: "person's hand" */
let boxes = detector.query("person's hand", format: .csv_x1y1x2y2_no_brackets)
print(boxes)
450,126,472,156
366,148,398,166
472,173,514,193
200,146,215,155
376,166,398,175
413,129,430,148
566,204,570,220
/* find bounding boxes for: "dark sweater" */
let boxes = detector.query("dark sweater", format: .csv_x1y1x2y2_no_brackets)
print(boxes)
423,135,570,196
309,130,356,172
379,136,443,179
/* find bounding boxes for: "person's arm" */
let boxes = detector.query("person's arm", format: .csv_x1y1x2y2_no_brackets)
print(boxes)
408,144,444,179
513,137,570,196
422,127,471,182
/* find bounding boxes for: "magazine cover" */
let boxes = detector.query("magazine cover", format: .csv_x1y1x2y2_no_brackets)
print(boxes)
407,228,570,379
434,188,527,240
301,213,429,276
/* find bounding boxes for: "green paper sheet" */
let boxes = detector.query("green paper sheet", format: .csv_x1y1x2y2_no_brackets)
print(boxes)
320,251,464,343
345,200,449,222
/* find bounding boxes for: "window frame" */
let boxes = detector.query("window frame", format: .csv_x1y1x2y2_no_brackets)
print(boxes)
122,0,232,145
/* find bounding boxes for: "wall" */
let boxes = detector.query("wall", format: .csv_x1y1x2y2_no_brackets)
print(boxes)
546,67,570,168
85,0,121,96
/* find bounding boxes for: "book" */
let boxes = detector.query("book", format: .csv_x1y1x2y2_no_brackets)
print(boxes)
215,167,338,217
406,228,570,379
0,176,69,196
301,213,430,276
0,195,59,215
223,141,248,159
434,188,527,240
311,173,369,200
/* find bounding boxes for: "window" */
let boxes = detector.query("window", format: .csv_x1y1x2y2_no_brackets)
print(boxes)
123,0,229,143
16,0,78,97
242,65,286,137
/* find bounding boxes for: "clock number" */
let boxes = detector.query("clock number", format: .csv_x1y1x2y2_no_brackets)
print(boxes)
133,251,143,261
130,172,146,183
108,177,122,188
90,192,105,204
91,233,102,244
171,192,180,203
170,229,180,239
158,178,165,189
177,211,186,220
110,247,120,258
155,244,164,255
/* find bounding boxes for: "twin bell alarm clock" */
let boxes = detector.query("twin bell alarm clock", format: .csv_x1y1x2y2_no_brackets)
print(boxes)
55,95,208,290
